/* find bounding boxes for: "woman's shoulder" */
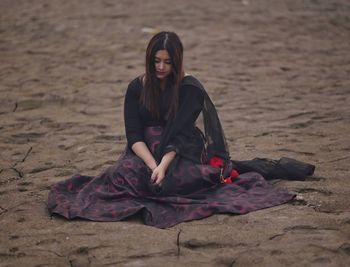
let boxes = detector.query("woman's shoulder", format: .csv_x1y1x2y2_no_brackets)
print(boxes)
126,75,143,95
128,75,143,88
182,74,202,86
181,75,205,91
181,75,206,95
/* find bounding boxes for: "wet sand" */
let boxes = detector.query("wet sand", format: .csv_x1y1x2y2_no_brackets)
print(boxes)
1,0,349,266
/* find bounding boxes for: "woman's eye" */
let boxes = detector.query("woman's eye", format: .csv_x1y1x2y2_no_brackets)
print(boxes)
154,59,171,64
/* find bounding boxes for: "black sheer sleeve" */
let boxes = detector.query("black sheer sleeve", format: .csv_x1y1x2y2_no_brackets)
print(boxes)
156,84,204,161
172,84,204,129
124,79,144,148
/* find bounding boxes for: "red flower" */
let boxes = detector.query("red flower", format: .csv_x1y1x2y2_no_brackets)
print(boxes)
230,169,239,178
224,170,239,184
224,177,232,184
208,156,224,168
208,156,239,185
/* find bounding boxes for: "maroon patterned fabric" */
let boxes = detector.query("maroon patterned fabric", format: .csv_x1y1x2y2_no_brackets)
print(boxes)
48,126,295,228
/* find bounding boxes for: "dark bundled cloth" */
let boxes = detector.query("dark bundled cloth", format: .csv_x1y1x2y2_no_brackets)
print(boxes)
48,76,315,228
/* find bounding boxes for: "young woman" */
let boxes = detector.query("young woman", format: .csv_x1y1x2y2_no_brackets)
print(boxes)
48,32,314,228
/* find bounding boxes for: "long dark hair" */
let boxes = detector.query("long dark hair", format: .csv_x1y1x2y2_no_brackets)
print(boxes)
141,31,184,119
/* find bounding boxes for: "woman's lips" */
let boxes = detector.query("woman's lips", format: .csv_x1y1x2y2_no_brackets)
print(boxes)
156,72,168,77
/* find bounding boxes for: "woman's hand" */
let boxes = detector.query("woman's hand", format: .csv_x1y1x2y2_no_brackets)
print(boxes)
151,165,166,185
150,151,176,186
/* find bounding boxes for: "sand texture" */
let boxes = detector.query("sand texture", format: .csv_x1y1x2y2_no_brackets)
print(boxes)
1,0,350,266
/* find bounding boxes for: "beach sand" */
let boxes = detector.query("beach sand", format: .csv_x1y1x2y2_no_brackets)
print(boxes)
0,0,349,266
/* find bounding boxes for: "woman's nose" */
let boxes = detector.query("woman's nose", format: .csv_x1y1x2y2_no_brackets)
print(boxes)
158,62,164,70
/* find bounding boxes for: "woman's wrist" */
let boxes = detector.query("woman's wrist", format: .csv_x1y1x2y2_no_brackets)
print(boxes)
158,161,167,171
147,161,157,171
159,151,176,170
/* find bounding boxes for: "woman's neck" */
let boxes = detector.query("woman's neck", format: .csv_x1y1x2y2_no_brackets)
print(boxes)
142,75,167,90
159,79,166,90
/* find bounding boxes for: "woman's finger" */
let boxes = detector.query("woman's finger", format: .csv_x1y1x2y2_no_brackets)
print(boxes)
151,169,158,183
154,174,164,185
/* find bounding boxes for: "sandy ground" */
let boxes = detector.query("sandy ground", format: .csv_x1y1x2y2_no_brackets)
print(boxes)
1,0,350,266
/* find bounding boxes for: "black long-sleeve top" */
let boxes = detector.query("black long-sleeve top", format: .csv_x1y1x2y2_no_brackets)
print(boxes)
124,75,205,162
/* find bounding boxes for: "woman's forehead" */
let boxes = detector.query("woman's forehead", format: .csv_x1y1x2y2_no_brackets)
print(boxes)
155,50,170,59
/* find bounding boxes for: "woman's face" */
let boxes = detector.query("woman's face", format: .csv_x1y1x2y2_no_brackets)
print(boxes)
154,50,172,80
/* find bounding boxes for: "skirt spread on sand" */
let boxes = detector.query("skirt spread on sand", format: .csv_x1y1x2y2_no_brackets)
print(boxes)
48,126,295,228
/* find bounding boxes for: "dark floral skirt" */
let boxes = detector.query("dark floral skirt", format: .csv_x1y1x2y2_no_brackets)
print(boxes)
48,126,295,228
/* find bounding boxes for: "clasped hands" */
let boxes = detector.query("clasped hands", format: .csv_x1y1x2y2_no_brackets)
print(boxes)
147,151,176,187
150,164,166,186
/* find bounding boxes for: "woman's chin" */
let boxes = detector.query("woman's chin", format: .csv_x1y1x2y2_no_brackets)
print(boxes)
156,73,169,80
